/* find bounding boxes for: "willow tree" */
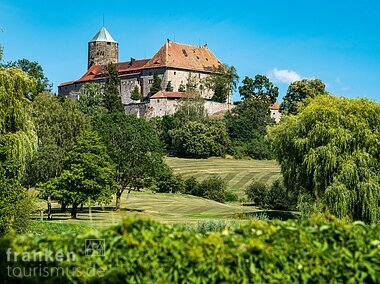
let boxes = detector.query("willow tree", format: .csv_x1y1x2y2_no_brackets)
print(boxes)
0,67,37,233
269,95,380,223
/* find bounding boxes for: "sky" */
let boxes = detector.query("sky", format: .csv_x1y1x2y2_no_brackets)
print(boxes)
1,0,379,102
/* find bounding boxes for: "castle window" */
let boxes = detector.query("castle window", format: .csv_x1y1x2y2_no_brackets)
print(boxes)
174,71,176,75
107,42,111,45
149,79,154,84
149,72,152,75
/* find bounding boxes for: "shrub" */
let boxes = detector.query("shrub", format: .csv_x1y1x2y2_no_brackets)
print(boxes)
200,176,227,203
245,181,268,206
182,176,202,196
265,179,296,211
225,191,239,202
1,217,380,283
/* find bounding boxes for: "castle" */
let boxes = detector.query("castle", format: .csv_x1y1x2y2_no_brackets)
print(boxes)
58,26,236,118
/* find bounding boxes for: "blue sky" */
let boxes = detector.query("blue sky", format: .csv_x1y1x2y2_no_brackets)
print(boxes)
1,0,379,102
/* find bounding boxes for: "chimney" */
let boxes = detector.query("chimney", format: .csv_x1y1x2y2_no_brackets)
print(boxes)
130,57,136,65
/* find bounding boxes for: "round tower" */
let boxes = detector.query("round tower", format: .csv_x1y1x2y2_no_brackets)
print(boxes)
88,26,118,69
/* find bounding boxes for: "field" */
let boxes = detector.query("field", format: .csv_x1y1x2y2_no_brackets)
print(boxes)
35,158,281,230
166,157,281,197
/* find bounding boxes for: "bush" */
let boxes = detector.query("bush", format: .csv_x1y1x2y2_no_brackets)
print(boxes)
155,173,184,193
225,191,239,202
200,176,227,203
265,179,296,211
245,181,268,206
1,217,380,283
182,176,202,196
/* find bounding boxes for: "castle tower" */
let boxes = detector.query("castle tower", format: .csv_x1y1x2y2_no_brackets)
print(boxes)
88,26,118,69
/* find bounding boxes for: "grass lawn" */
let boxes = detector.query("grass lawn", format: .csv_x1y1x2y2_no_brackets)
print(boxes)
35,191,255,230
33,158,281,232
166,157,281,197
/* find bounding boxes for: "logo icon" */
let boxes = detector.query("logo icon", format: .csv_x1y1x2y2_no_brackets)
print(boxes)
85,239,105,256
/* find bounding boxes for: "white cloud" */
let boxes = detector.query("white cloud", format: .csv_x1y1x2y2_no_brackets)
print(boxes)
267,68,302,84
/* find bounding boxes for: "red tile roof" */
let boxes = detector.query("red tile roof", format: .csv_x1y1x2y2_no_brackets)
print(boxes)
59,59,150,87
150,91,191,99
144,41,223,73
269,101,280,110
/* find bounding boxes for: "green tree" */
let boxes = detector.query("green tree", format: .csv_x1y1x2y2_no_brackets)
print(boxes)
281,79,328,115
245,181,268,207
0,67,37,233
239,75,278,104
103,63,124,113
170,119,230,158
225,98,274,159
39,131,117,219
174,95,207,124
269,95,380,223
131,85,141,101
201,176,227,203
204,65,239,103
26,93,88,216
150,73,162,95
93,112,165,210
165,81,174,92
79,82,105,116
2,59,52,100
178,83,186,92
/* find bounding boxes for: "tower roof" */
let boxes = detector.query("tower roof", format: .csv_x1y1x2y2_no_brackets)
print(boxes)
90,26,117,43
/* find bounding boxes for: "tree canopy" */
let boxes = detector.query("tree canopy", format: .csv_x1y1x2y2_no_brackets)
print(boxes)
1,59,52,100
238,75,278,104
0,67,37,233
204,65,239,103
150,73,162,96
281,79,328,115
103,63,124,113
269,95,380,223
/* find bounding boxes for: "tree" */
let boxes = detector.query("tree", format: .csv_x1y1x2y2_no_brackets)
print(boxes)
79,82,105,116
245,181,268,206
0,67,37,233
269,95,380,223
174,95,207,124
204,65,239,103
239,75,278,104
26,93,89,216
39,131,117,219
225,97,275,159
1,59,52,100
131,85,141,101
281,79,328,115
178,83,186,92
165,81,174,92
150,73,162,95
201,176,227,203
170,119,230,158
103,63,124,113
93,112,166,210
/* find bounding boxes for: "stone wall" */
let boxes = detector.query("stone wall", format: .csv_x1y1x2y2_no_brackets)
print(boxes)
120,77,141,104
58,83,84,99
88,41,118,69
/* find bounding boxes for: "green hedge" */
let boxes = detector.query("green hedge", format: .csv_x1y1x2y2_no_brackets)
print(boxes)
1,217,380,283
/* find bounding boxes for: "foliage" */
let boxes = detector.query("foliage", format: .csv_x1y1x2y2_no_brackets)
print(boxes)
183,176,202,196
0,67,37,233
281,78,328,115
103,63,124,113
165,81,173,92
204,64,239,103
3,217,380,283
178,83,186,92
79,82,105,116
238,74,278,104
25,93,89,186
200,175,227,203
149,73,162,95
174,95,207,124
38,131,117,218
245,181,268,206
1,59,52,100
171,119,230,158
265,179,295,211
93,112,165,209
130,85,141,101
225,191,239,202
269,95,380,223
225,97,274,159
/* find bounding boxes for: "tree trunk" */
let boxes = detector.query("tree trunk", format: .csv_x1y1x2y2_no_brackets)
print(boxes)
71,203,79,219
47,196,52,220
114,189,124,211
80,203,84,211
61,203,67,213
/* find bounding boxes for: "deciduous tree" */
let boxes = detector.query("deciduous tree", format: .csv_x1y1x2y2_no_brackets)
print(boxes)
239,75,278,104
